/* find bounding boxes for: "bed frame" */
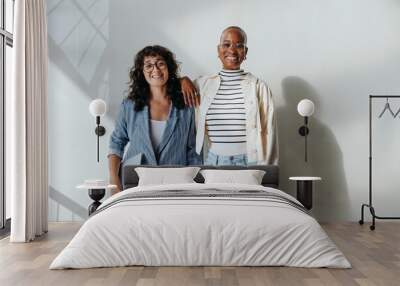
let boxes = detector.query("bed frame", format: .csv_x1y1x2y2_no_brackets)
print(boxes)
122,165,279,190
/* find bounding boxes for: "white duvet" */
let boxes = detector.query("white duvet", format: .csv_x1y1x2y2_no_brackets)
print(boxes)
50,183,351,269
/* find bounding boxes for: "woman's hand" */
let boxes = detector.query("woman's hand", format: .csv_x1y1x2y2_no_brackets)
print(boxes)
108,154,122,195
180,76,200,107
110,174,122,195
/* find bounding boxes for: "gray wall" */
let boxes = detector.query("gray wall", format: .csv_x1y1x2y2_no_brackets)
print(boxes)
47,0,400,222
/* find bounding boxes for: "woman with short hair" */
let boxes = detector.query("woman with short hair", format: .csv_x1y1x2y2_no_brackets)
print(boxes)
181,26,278,166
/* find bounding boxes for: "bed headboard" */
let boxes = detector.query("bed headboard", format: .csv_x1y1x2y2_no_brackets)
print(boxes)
122,165,279,189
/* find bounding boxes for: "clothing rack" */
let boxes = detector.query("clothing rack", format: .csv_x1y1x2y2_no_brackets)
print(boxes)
359,95,400,230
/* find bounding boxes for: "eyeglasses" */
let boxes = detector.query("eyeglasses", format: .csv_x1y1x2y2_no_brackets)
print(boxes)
219,42,246,51
143,60,167,73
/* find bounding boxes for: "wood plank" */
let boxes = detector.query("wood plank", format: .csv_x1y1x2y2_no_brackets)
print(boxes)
0,222,399,286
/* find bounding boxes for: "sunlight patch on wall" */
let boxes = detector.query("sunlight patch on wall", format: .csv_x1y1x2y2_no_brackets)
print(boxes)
47,0,109,84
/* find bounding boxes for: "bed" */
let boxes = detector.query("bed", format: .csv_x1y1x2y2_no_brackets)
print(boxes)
50,165,350,269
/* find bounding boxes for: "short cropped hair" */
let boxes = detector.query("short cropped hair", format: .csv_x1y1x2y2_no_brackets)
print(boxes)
220,26,247,44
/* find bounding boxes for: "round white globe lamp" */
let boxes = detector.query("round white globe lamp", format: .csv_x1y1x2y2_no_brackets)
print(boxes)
297,99,315,117
297,99,315,162
89,99,107,162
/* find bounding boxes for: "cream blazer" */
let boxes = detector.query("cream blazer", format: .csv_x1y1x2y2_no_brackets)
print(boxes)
194,73,278,165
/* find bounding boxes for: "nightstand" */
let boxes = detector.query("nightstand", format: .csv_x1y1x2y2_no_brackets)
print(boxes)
77,181,117,215
289,177,322,210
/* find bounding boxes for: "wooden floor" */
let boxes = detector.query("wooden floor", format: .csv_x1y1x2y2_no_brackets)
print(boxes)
0,222,399,286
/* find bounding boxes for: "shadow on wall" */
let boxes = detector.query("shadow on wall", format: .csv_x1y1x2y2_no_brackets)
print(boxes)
49,186,88,221
277,76,351,222
47,0,112,114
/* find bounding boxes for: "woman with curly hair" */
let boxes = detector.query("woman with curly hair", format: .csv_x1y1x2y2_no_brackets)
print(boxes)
108,45,201,192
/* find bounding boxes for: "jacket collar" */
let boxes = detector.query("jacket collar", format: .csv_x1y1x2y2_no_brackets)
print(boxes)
203,71,254,103
141,106,157,164
140,105,179,163
157,106,178,154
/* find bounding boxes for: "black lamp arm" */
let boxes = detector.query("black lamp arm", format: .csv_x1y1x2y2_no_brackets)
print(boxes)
298,116,309,162
298,116,309,136
94,116,106,162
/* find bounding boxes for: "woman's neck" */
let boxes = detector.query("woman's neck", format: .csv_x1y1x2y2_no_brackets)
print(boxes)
149,86,171,121
150,85,168,102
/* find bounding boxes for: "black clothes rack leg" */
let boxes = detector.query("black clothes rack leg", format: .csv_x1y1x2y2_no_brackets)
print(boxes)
359,95,400,230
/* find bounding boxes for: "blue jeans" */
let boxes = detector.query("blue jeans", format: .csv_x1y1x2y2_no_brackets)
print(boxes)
205,151,248,166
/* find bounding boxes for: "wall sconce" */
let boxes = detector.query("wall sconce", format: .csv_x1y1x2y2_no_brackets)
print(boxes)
297,99,315,162
89,99,107,162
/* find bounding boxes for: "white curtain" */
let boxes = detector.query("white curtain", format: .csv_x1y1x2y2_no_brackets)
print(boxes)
9,0,48,242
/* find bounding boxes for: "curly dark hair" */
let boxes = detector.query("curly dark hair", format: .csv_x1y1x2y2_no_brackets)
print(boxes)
127,45,185,111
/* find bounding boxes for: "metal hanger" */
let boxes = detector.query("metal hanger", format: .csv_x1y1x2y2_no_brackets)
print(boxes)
394,106,400,118
378,98,395,118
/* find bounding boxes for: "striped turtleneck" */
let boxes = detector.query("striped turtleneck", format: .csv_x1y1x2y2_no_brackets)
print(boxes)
206,69,248,156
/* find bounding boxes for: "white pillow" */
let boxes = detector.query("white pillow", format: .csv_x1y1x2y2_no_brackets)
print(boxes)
135,167,201,186
200,169,266,185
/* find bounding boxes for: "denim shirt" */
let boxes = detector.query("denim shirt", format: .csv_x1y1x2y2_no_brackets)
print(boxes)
109,99,201,166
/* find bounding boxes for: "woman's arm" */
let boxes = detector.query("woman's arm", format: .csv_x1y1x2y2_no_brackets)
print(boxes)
258,80,279,165
180,76,200,107
108,154,122,193
108,100,129,193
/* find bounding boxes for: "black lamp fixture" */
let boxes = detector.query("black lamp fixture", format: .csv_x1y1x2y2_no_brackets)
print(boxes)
297,99,315,162
89,99,107,162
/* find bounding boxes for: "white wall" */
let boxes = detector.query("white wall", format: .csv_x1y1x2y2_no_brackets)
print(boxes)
46,0,400,222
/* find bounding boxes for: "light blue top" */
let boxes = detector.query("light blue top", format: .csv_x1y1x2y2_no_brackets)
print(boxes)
150,119,166,150
109,98,201,166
